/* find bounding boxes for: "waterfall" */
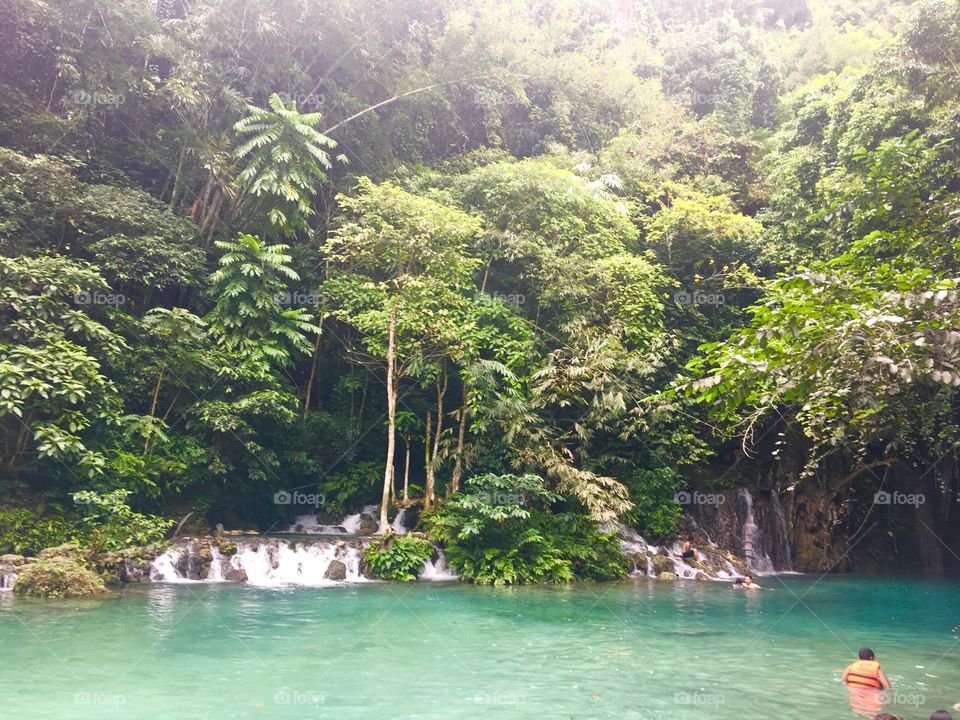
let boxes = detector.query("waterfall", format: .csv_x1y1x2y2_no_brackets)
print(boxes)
285,504,413,536
150,538,370,586
149,546,200,583
618,527,742,581
420,549,457,581
0,571,16,591
285,514,347,534
738,488,792,574
341,504,381,534
391,508,410,535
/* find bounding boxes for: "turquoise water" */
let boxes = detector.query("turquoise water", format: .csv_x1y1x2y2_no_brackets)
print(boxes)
1,576,958,719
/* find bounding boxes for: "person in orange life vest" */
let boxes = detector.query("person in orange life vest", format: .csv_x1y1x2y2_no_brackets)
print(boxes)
843,648,891,690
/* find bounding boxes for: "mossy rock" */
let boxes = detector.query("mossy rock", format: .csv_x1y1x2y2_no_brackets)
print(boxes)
13,556,108,598
213,538,238,556
650,554,674,576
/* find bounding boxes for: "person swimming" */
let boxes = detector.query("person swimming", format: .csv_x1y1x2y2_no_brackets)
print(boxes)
741,574,761,589
844,647,892,718
930,711,954,720
843,648,891,690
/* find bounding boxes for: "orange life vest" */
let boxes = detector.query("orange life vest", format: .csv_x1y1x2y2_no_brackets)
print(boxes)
845,659,883,689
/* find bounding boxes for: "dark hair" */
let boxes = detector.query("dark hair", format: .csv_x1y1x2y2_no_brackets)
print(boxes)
929,711,953,720
859,648,875,660
873,714,903,720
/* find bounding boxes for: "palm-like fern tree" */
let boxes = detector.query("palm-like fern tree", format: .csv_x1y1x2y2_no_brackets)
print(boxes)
206,234,318,368
232,93,344,237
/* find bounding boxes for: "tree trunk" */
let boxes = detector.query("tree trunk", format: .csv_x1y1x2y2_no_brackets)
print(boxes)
302,322,323,420
169,142,187,210
430,370,447,503
403,439,411,503
424,411,434,512
450,383,469,495
145,362,166,454
379,303,398,532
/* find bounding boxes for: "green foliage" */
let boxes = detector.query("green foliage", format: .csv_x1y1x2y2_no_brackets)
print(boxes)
206,234,318,368
0,508,74,555
0,255,125,476
428,473,628,585
71,490,174,552
319,461,383,518
0,0,956,569
233,93,342,236
363,534,434,582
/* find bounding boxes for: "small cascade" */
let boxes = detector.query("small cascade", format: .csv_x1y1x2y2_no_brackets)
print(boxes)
150,546,200,583
341,504,381,534
206,545,225,581
739,489,792,574
420,549,457,581
285,514,347,534
619,527,742,581
237,539,367,586
391,508,410,535
0,571,16,591
285,505,413,536
150,537,370,586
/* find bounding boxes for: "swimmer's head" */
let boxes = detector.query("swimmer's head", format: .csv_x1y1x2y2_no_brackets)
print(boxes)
744,574,753,583
859,648,875,661
929,711,953,720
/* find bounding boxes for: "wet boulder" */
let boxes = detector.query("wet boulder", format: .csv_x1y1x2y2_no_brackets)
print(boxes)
223,567,248,583
357,513,379,536
324,560,347,581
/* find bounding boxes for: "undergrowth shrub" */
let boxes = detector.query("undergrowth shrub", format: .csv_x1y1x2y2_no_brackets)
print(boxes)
363,533,433,581
427,473,629,585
